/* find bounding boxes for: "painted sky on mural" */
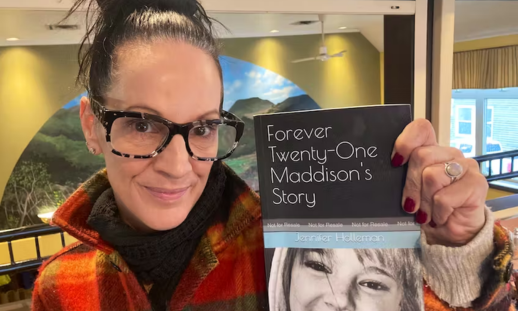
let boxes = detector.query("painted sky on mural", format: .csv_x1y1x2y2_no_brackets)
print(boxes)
62,56,306,111
220,56,305,111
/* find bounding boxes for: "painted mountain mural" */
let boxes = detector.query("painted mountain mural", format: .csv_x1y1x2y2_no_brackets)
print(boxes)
0,56,320,230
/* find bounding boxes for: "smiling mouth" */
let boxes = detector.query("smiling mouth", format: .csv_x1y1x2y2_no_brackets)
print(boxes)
144,186,190,202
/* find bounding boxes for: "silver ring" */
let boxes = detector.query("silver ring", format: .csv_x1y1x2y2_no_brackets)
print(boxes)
445,162,463,183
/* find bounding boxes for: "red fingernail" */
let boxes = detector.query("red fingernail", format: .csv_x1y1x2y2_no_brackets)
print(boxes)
391,152,404,167
429,219,437,228
416,210,428,224
403,198,416,213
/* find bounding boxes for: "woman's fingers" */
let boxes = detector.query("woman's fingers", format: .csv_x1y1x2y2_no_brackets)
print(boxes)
391,119,437,167
431,159,487,227
401,146,464,216
417,158,475,225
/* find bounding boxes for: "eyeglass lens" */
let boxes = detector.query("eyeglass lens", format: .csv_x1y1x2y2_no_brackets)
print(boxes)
110,117,237,159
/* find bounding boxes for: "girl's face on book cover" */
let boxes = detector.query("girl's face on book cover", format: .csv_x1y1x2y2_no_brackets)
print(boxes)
289,249,403,311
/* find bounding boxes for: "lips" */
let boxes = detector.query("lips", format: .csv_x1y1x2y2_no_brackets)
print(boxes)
143,186,190,202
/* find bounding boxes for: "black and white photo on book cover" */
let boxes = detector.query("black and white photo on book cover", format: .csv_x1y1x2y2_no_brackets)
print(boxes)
253,105,424,311
266,247,422,311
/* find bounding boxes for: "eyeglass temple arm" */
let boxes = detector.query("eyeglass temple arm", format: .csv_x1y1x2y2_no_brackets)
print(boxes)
221,110,243,123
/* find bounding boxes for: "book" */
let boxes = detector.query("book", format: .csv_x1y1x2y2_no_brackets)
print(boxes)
253,105,424,311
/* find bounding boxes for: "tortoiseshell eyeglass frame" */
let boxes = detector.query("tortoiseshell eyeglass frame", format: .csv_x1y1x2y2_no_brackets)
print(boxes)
89,99,245,161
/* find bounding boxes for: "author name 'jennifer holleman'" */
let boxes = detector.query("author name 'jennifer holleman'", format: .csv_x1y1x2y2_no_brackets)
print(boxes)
295,233,385,243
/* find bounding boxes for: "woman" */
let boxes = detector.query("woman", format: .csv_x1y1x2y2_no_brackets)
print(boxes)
32,0,514,310
269,248,423,311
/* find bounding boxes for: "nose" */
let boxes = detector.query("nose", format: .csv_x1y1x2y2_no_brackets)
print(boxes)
152,134,192,179
324,283,355,311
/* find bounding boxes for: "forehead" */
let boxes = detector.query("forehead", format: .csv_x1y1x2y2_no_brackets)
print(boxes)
107,39,221,122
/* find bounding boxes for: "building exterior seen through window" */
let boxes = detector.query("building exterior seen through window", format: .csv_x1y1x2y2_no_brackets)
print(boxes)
450,88,518,182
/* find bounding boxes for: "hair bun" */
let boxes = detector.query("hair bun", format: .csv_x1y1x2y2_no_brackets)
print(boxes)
97,0,200,17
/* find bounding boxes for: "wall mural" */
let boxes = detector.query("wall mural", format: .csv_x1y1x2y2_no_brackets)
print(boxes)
0,56,320,230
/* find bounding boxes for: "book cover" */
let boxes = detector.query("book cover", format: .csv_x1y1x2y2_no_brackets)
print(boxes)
253,105,423,311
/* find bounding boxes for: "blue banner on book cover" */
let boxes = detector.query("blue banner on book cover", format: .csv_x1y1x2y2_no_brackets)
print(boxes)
253,105,424,311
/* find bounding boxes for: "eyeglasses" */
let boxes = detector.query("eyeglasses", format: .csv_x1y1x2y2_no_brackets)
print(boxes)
90,99,244,161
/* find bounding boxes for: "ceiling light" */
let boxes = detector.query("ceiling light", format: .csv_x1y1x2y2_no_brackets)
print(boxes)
338,26,347,30
270,30,279,33
6,37,20,41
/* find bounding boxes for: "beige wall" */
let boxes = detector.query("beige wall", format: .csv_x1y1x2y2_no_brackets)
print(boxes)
221,32,381,109
0,33,380,202
0,45,82,201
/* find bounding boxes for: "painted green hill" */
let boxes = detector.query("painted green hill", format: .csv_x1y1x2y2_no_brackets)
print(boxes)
268,94,320,113
229,97,273,116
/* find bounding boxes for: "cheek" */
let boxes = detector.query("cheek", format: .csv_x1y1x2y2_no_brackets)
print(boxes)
355,290,402,311
191,160,213,180
103,151,149,183
289,266,326,310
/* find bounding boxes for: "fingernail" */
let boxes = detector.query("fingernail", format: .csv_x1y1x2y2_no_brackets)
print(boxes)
429,219,437,228
415,210,428,224
403,198,416,213
391,152,404,167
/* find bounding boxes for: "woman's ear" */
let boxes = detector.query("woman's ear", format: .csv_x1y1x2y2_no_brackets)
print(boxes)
80,96,102,155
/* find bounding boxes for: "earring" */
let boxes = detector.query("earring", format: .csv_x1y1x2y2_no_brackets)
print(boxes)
86,142,96,155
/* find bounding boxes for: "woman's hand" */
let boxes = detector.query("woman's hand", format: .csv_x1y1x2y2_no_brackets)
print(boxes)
392,119,488,247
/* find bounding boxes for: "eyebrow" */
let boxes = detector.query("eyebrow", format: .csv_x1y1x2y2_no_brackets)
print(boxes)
362,266,394,279
123,105,220,121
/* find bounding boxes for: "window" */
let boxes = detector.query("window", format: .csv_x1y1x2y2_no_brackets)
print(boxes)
451,88,518,188
485,106,494,139
484,98,518,154
450,99,476,158
451,88,518,156
455,105,475,136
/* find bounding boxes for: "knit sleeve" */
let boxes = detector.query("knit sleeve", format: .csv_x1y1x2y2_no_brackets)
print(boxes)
421,207,515,310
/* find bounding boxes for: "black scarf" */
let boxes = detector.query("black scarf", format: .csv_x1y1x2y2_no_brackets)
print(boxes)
87,162,227,311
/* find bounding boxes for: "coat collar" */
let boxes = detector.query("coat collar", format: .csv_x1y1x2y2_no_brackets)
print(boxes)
52,163,262,258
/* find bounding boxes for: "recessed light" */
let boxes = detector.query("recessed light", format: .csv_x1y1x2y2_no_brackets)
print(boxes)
270,30,279,33
338,26,347,30
6,37,20,41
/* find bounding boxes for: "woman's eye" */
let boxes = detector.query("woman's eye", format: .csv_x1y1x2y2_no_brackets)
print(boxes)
135,121,151,132
304,261,332,274
128,120,155,133
193,125,214,137
358,280,389,291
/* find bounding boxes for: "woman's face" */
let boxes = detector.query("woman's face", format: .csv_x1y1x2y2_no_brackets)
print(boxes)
289,249,403,311
80,40,221,232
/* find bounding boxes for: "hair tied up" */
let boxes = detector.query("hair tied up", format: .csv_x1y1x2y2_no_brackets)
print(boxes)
96,0,200,17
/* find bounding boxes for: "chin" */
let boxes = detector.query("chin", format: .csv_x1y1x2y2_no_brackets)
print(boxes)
143,215,188,231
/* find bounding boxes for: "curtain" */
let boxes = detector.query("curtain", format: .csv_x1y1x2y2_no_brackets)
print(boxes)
453,45,518,89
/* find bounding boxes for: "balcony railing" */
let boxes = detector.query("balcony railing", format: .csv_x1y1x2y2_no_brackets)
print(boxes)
0,224,67,274
473,150,518,182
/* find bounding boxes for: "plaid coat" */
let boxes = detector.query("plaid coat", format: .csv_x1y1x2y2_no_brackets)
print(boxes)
33,167,516,311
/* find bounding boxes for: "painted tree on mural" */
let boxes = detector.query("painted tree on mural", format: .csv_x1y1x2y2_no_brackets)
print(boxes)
0,96,105,230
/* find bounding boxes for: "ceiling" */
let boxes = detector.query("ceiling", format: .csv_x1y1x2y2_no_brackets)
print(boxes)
454,1,518,42
0,1,517,51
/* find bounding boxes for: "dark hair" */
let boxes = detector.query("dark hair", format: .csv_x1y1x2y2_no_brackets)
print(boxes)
65,0,224,105
281,248,422,311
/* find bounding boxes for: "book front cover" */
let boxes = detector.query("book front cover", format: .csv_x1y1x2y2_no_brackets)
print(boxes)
253,105,424,311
